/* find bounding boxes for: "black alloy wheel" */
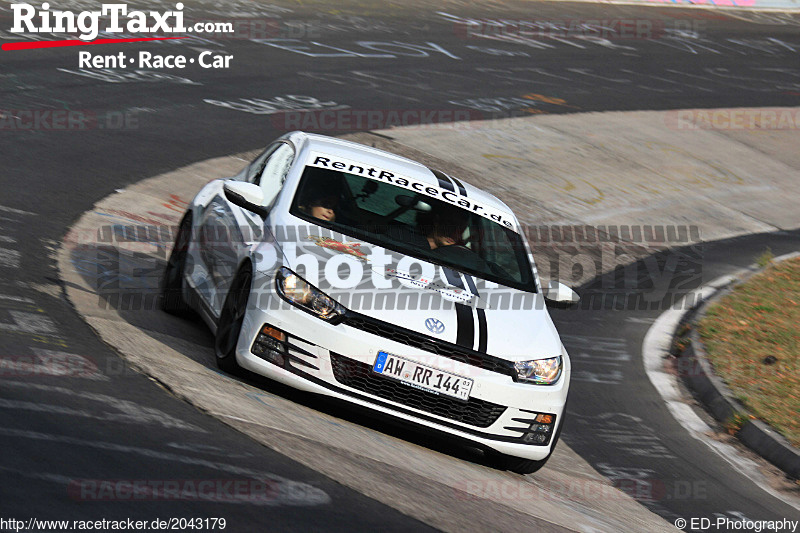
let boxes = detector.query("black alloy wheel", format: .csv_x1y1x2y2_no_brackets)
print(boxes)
214,266,252,373
161,214,193,314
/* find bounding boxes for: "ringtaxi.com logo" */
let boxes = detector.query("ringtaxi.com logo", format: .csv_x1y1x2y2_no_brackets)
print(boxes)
9,2,230,41
4,3,235,69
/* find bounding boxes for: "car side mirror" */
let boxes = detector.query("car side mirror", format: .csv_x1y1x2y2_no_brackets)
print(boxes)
543,281,580,308
223,181,269,218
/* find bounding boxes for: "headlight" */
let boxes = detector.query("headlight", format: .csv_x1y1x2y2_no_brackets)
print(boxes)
275,267,345,323
514,356,562,385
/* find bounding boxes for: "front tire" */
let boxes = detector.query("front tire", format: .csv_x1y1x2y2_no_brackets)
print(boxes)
161,214,193,314
214,265,252,374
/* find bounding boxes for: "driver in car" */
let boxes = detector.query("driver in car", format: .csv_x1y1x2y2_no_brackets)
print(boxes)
417,204,468,250
415,203,494,274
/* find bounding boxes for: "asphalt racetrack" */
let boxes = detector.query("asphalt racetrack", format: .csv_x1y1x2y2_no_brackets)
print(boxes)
2,1,800,531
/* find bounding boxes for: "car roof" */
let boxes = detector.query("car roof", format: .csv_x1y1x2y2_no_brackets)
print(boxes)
290,131,514,216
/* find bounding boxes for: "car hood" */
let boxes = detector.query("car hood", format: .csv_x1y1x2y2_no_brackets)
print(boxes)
276,227,562,360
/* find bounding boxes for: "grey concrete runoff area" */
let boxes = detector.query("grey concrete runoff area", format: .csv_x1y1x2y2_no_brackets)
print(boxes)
59,108,800,532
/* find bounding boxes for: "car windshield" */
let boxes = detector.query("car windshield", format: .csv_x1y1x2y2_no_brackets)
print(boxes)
290,165,537,292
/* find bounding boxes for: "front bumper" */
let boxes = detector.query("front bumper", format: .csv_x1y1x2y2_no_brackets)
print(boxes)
235,295,570,461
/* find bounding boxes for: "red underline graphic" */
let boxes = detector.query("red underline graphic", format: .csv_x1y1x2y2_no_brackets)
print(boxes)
2,37,186,51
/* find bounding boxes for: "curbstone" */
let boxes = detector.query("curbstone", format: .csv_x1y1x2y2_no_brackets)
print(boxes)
739,421,800,480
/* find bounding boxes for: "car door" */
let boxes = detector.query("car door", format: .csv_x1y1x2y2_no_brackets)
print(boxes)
199,142,295,316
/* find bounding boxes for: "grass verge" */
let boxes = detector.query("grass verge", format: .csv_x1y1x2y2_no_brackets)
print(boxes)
698,256,800,447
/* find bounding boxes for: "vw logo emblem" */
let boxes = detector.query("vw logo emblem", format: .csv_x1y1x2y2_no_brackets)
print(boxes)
425,318,445,334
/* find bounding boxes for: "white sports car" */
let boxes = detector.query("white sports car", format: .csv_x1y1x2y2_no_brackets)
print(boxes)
162,131,578,474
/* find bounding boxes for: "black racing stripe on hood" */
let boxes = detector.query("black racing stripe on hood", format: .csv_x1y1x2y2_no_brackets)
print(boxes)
444,268,476,348
476,308,488,354
431,169,456,193
462,274,478,296
442,267,465,290
463,275,488,354
454,304,474,349
450,175,468,197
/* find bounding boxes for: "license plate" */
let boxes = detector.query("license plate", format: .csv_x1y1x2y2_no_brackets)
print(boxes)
372,351,473,401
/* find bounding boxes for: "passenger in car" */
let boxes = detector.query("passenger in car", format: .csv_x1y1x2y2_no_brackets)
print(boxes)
297,173,341,223
299,194,338,223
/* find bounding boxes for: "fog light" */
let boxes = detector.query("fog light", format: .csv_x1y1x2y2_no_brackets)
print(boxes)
523,432,549,444
529,423,552,434
257,334,284,352
251,324,287,366
264,350,285,365
520,413,556,445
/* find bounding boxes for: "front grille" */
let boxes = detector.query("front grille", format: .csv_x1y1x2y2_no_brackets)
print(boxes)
329,352,507,428
342,312,517,379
